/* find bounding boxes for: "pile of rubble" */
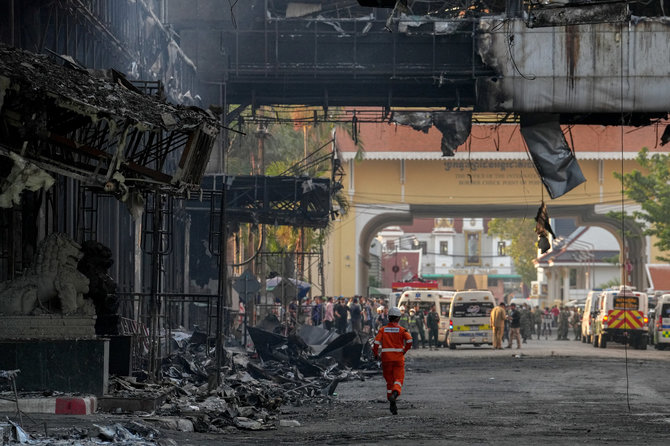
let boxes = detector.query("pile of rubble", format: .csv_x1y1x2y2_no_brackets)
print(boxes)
0,321,378,444
106,318,376,433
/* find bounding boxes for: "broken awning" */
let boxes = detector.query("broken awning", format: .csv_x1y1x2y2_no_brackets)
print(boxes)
0,45,218,196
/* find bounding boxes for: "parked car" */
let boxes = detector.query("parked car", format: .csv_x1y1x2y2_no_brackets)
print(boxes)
652,294,670,349
592,286,648,349
446,290,495,349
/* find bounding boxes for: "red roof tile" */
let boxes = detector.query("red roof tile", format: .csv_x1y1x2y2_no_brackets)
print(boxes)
647,265,670,291
335,121,670,156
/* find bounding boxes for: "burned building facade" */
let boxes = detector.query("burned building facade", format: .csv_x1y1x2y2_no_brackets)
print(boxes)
2,0,670,391
0,0,220,391
0,1,345,392
0,0,204,287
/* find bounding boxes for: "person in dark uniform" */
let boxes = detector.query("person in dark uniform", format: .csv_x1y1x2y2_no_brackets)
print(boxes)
506,303,522,349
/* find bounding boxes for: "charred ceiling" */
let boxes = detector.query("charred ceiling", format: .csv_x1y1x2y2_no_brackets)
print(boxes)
189,0,496,108
175,0,670,128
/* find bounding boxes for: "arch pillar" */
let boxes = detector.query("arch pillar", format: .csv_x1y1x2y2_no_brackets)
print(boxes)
584,205,647,290
355,205,413,295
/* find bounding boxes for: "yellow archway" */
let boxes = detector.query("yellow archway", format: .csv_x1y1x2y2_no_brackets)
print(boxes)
325,122,665,296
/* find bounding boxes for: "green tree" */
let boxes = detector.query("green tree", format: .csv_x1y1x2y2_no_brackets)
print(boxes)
487,218,538,286
598,277,620,289
226,119,349,256
615,147,670,262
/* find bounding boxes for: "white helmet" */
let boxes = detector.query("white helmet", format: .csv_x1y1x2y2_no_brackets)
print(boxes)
388,306,402,317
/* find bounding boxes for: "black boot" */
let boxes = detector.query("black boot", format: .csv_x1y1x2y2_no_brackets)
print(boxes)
389,390,399,415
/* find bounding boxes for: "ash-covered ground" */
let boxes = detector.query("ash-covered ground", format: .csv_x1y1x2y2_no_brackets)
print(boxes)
6,339,670,445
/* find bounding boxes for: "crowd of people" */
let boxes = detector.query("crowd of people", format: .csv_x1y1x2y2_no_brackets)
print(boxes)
490,302,584,349
272,295,584,349
273,296,443,349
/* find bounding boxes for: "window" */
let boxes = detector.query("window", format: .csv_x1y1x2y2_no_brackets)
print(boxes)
497,241,506,256
451,302,495,318
440,241,449,255
440,303,450,316
569,268,577,287
442,277,454,287
418,241,427,255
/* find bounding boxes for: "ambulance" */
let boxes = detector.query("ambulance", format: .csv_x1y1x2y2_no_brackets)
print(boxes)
651,294,670,349
580,289,602,344
592,286,648,349
446,290,495,349
397,289,453,345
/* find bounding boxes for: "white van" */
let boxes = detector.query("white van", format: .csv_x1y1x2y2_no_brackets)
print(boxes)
388,291,403,308
592,286,648,349
652,294,670,349
446,290,495,349
580,290,602,344
397,290,454,345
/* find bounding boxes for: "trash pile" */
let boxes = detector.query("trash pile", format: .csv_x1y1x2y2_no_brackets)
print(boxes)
106,317,377,433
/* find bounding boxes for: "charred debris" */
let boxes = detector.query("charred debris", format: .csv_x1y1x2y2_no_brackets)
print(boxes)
103,319,376,434
0,44,218,199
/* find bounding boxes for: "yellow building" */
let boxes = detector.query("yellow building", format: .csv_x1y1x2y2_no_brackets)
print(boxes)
325,121,670,296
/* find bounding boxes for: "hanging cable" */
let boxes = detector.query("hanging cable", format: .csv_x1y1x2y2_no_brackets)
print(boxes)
228,0,239,28
618,22,631,413
230,224,265,267
278,139,334,177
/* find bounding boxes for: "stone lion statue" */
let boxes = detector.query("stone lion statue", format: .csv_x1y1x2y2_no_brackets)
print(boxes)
0,233,92,315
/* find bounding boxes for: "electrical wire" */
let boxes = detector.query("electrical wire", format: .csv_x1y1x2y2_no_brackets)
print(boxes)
505,20,536,81
228,0,239,29
618,21,631,414
230,223,264,267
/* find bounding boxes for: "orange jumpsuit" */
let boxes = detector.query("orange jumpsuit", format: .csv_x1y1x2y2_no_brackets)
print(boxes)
373,322,412,400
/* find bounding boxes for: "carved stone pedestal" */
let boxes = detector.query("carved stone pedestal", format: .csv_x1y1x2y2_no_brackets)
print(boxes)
0,315,96,339
0,316,107,395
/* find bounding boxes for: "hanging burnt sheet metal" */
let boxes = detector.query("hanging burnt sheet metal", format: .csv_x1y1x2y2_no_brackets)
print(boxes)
391,112,433,132
432,111,472,156
520,113,586,199
391,111,472,156
0,45,218,198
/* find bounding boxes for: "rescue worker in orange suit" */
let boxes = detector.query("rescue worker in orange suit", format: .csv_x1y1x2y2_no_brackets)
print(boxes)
373,306,413,415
